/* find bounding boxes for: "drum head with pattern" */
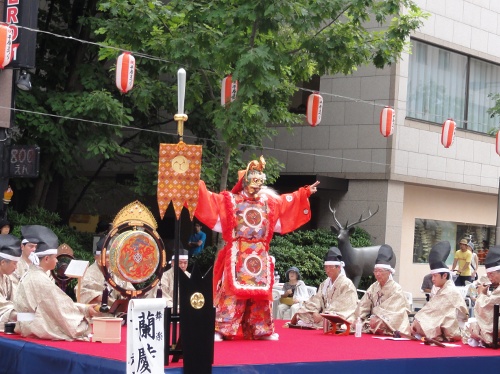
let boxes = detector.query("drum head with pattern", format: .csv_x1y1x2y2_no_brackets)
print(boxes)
109,230,160,283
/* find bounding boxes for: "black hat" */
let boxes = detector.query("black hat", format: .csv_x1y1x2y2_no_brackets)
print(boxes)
0,234,21,261
96,221,111,234
324,247,343,265
429,241,451,274
0,219,10,229
94,236,106,256
21,225,44,244
374,244,395,273
170,248,189,262
22,226,59,257
285,266,301,280
485,245,500,273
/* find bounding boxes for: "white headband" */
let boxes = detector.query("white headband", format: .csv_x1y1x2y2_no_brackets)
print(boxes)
430,267,451,274
0,253,21,261
21,239,30,244
324,260,344,267
486,265,500,273
374,263,395,274
36,249,58,257
171,255,188,260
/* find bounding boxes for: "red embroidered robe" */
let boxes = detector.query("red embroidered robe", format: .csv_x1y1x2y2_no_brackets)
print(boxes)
195,181,313,300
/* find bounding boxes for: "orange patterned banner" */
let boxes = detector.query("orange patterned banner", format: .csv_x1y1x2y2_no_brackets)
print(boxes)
157,142,202,220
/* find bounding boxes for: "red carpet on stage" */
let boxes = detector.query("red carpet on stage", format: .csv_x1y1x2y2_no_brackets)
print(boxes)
1,320,500,373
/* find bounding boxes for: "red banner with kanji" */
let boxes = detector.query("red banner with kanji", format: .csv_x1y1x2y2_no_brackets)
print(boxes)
157,142,202,220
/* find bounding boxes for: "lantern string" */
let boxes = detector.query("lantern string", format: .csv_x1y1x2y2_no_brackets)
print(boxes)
10,25,500,132
0,104,390,166
13,25,207,70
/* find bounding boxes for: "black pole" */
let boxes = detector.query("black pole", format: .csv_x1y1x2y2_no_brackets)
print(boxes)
171,217,181,350
493,304,499,349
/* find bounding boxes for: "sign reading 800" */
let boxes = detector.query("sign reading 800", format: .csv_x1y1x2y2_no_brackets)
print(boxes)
9,145,40,178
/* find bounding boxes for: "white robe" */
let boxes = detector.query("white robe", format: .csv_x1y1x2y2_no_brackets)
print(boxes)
463,286,500,346
0,273,16,331
355,279,410,335
294,273,358,328
412,279,468,341
14,265,92,341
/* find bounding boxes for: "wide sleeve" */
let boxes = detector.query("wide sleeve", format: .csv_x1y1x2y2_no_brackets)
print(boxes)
355,284,374,321
277,187,313,234
78,264,104,305
299,280,326,314
194,180,224,231
371,283,411,334
0,278,15,328
327,277,358,323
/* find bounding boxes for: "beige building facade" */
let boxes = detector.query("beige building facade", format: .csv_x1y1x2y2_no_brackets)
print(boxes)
265,0,500,299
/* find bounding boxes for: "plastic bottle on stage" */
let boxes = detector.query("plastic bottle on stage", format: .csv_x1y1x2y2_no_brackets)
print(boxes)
355,317,362,338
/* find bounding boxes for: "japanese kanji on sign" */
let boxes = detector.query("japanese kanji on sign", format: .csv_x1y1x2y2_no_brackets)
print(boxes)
127,298,167,374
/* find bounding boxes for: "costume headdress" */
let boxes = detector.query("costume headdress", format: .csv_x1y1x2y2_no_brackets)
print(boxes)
429,241,451,274
485,245,500,273
231,156,266,194
374,244,395,274
0,234,21,261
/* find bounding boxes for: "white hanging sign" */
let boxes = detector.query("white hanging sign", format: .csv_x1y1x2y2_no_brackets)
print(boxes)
126,298,167,374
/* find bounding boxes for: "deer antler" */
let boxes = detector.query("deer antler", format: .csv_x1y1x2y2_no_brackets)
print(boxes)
345,205,380,230
328,200,343,230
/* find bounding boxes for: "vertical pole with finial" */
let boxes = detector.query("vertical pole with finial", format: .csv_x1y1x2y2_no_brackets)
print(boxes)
170,68,187,360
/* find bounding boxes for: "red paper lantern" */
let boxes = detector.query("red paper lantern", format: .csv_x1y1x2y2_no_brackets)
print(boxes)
496,131,500,156
306,93,323,127
221,75,238,106
379,106,395,137
115,52,135,93
441,119,456,148
0,24,14,69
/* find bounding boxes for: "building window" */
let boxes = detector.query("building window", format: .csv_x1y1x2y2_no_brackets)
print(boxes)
468,59,500,133
407,39,500,134
413,218,494,265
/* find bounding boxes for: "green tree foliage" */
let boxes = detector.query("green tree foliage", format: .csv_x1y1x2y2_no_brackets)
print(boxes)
13,0,425,216
9,207,95,262
487,93,500,135
95,0,426,191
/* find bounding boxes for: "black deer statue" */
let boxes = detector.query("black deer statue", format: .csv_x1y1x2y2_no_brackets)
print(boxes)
329,202,396,288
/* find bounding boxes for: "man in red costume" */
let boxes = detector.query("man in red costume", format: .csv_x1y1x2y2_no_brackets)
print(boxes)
195,156,319,341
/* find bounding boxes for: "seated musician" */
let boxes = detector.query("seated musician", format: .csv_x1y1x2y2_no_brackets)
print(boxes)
354,244,410,335
158,248,191,308
14,225,101,341
0,234,22,331
462,245,500,347
411,241,468,342
291,247,358,329
78,236,134,308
